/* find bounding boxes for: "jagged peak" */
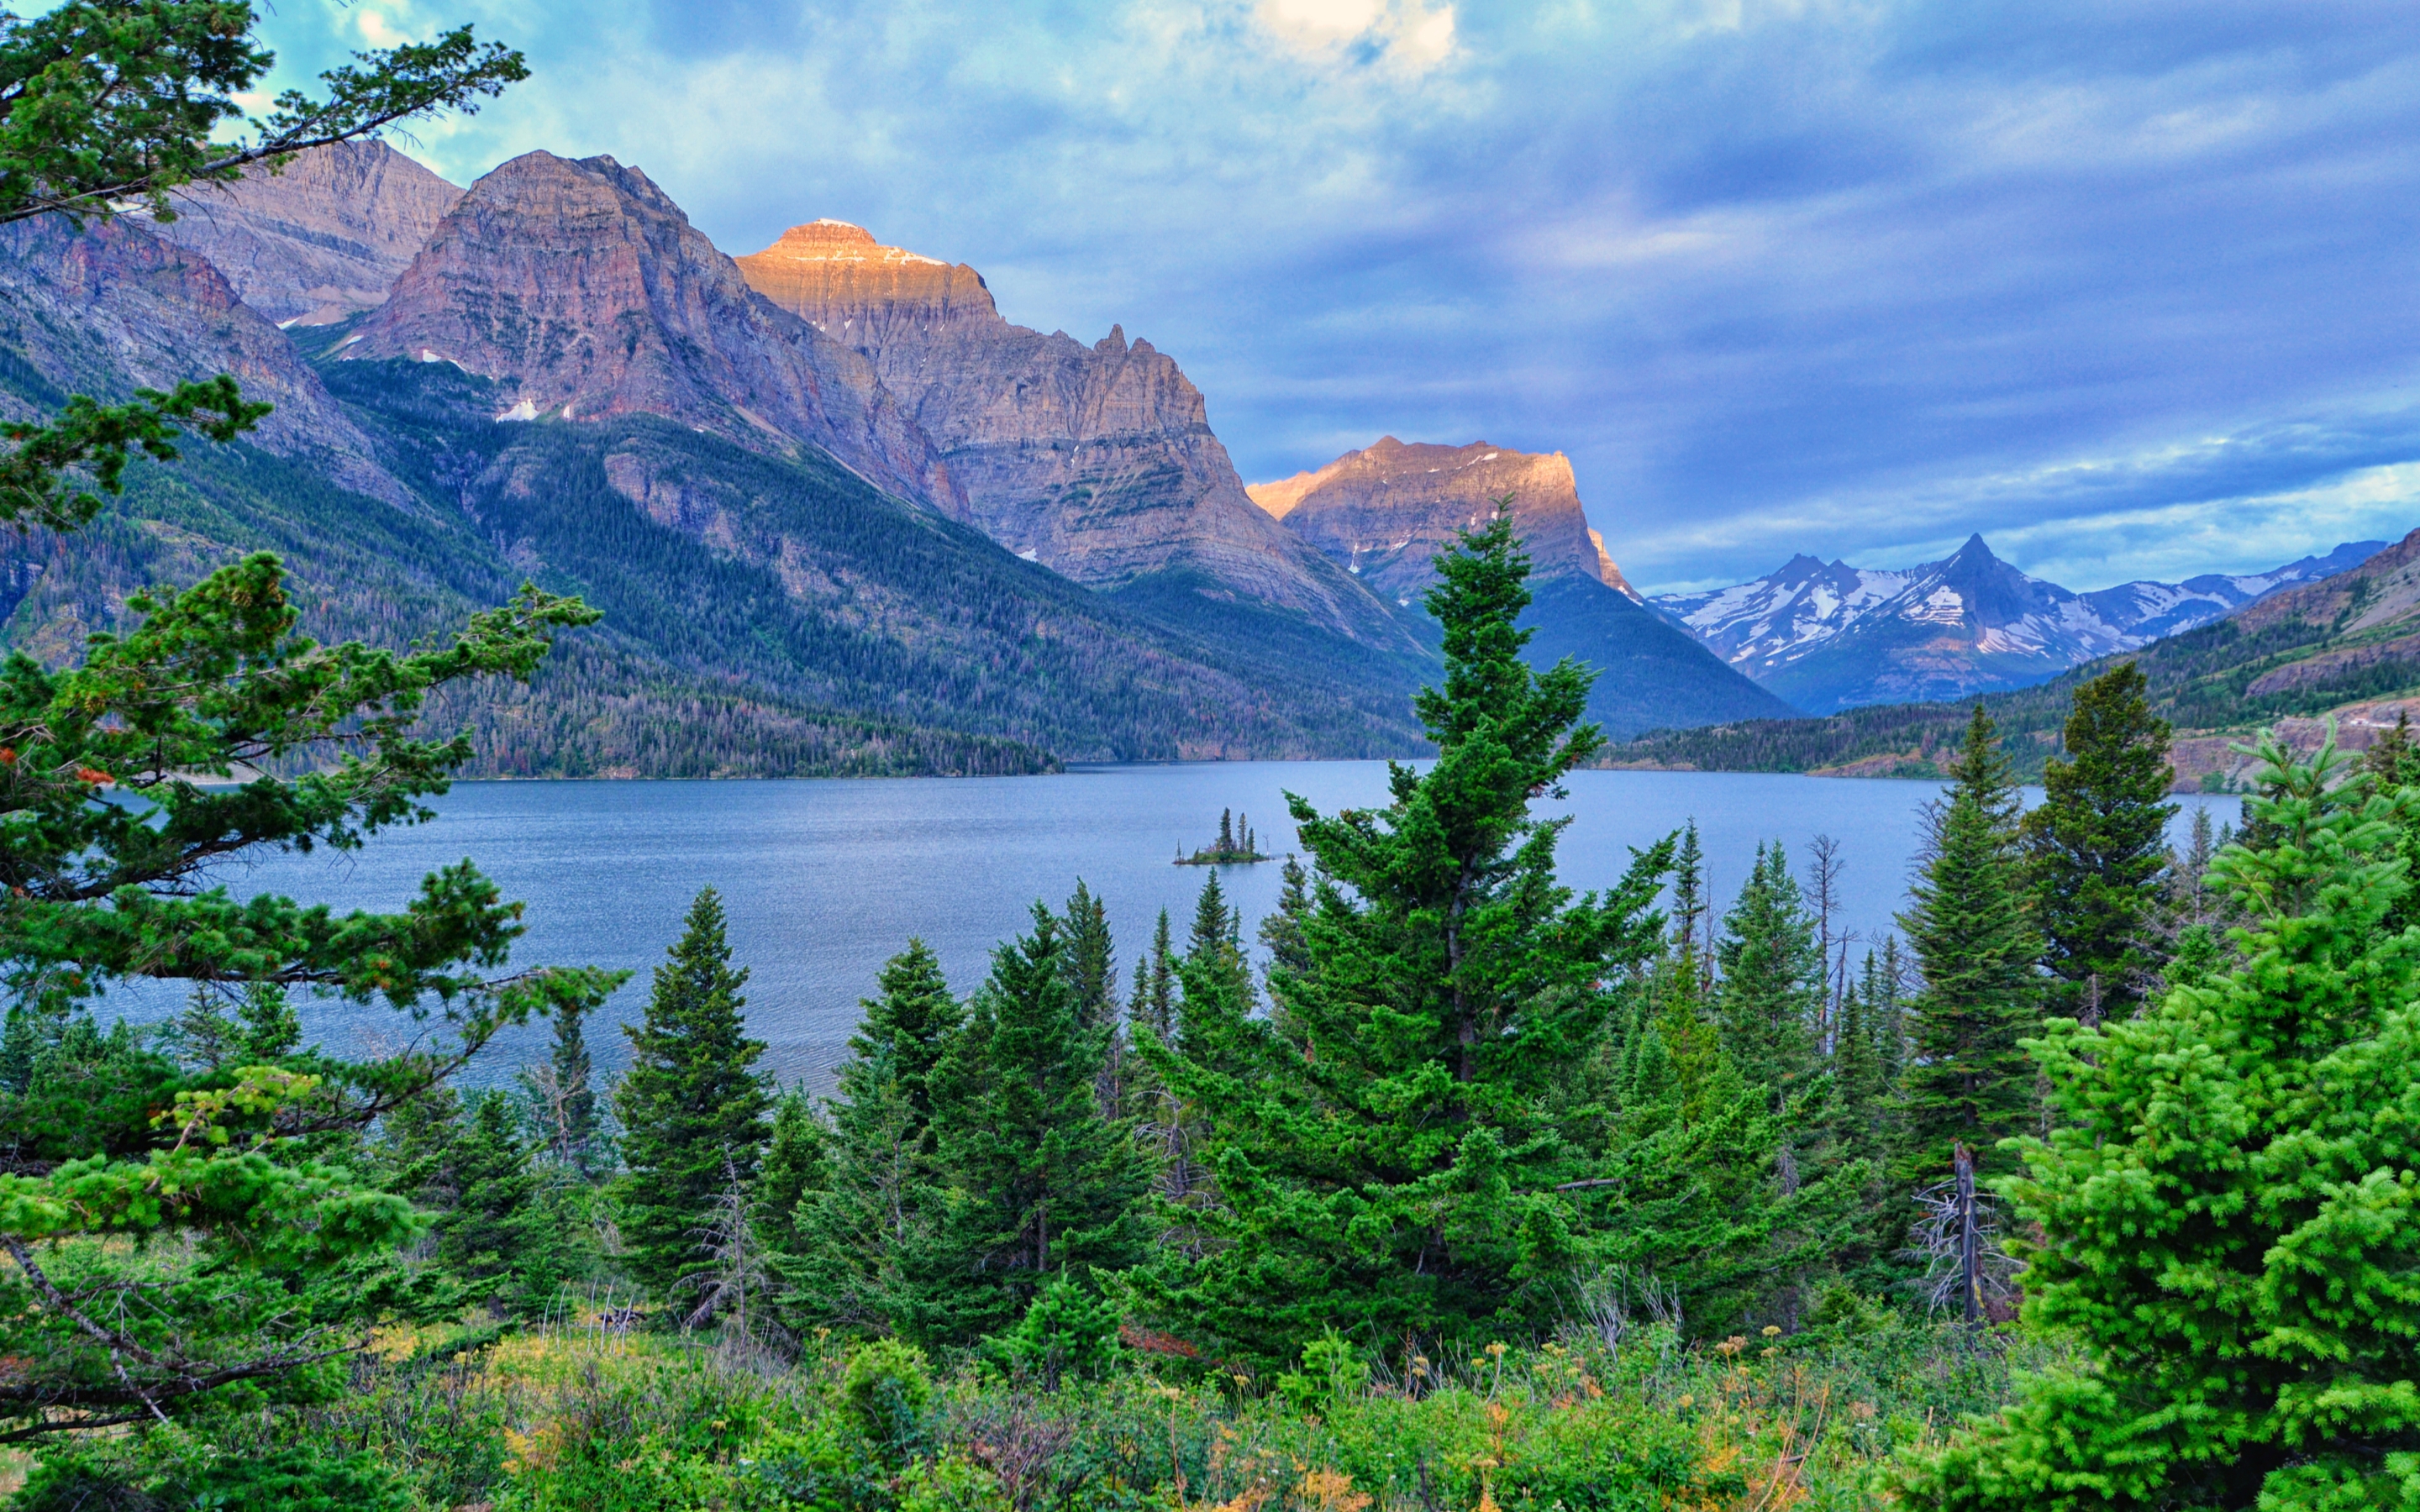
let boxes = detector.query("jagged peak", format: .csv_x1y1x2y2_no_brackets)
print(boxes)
1097,323,1127,353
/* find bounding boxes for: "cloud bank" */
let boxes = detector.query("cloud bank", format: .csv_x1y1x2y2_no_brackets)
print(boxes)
260,0,2420,591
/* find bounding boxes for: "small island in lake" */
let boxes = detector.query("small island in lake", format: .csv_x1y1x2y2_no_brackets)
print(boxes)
1176,806,1272,864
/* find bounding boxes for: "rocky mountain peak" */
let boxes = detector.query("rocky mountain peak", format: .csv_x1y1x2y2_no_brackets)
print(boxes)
734,222,1000,342
142,140,461,326
1246,438,1618,601
345,152,963,513
736,218,1405,646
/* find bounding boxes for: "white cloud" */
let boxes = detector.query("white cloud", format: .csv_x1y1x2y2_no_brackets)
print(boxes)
1255,0,1458,71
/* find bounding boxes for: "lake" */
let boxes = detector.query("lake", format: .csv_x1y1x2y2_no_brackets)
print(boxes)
97,766,2242,1088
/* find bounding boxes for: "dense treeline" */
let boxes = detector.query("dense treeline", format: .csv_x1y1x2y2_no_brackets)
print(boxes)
26,507,2420,1508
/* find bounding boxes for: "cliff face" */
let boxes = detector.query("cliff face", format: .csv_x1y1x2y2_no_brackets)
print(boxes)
345,155,964,514
1248,438,1630,603
1249,435,1793,734
144,141,462,326
735,222,1407,647
0,213,411,507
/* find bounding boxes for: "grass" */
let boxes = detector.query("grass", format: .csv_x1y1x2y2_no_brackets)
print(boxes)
60,1306,2057,1511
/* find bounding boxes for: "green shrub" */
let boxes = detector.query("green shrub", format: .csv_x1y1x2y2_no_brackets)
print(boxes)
15,1446,413,1512
844,1337,934,1464
1275,1331,1368,1415
987,1277,1124,1390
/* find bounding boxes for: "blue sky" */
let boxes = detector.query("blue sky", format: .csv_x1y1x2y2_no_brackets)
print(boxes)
252,1,2420,594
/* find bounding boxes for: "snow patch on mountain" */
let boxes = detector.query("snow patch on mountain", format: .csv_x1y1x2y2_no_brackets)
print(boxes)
1652,536,2390,712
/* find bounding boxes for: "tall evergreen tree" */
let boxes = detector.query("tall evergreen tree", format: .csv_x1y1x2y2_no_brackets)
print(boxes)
754,1086,828,1265
908,907,1147,1345
615,889,772,1299
1904,733,2420,1510
1712,843,1823,1109
1062,881,1117,1031
781,942,962,1334
1131,909,1176,1044
1147,505,1670,1357
2023,662,2176,1020
521,995,601,1175
1897,706,2041,1182
435,1091,560,1318
1259,856,1315,980
1861,942,1909,1091
1061,881,1122,1117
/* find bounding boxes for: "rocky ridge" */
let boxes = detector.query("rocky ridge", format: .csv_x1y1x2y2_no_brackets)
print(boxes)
144,141,464,326
735,222,1407,648
0,213,413,510
1655,536,2384,713
1246,435,1792,736
343,155,963,514
1247,437,1630,602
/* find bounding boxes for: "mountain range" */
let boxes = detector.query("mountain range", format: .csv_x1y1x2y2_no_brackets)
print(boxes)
1652,535,2384,715
1617,527,2420,789
0,141,1780,773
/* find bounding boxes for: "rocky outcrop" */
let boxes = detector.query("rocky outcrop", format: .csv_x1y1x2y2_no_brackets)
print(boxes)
1247,437,1623,602
143,141,463,326
0,212,412,507
345,156,963,514
735,222,1407,647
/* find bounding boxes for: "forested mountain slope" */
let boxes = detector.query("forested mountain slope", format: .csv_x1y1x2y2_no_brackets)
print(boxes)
1612,525,2420,786
0,207,1431,773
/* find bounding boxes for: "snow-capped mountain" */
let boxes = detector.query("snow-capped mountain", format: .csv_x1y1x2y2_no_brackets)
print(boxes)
1652,537,2385,715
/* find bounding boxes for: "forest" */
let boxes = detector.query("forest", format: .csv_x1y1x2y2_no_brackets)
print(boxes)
3,8,2418,1504
7,497,2418,1511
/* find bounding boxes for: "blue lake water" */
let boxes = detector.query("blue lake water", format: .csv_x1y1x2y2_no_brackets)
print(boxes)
97,766,2242,1088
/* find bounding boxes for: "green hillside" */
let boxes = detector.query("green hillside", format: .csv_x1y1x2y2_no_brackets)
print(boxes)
0,347,1437,776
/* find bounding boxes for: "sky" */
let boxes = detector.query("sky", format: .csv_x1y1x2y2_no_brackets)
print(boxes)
246,1,2420,595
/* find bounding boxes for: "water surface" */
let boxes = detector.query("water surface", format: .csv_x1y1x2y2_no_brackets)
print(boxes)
104,766,2238,1085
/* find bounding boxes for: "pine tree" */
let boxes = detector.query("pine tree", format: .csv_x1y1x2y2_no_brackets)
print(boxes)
1062,882,1117,1031
1218,808,1234,853
615,889,772,1299
1146,505,1671,1357
754,1086,828,1263
1903,732,2420,1509
907,907,1148,1346
2023,663,2176,1021
521,995,602,1175
434,1091,559,1318
1712,843,1823,1109
1259,856,1315,980
781,942,962,1334
1897,706,2042,1183
1061,881,1122,1117
1131,909,1176,1045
